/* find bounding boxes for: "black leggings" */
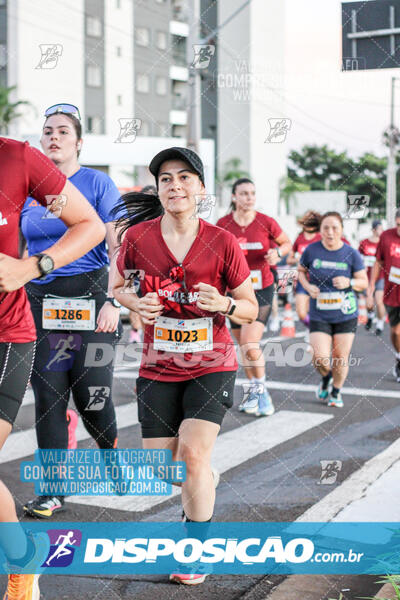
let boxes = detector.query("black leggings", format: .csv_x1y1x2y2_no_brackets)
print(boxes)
0,342,36,425
26,267,120,450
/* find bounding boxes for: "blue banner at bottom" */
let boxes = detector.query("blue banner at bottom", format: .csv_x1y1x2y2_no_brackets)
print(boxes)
1,522,400,575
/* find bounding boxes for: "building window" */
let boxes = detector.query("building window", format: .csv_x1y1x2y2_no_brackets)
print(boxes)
136,74,150,93
116,46,122,57
136,27,150,47
155,76,167,96
0,45,6,68
86,65,102,87
86,16,102,37
117,94,122,105
172,124,186,138
156,31,167,50
86,116,103,134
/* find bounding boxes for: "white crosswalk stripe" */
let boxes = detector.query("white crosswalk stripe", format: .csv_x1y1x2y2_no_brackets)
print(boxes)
66,410,332,512
0,402,138,464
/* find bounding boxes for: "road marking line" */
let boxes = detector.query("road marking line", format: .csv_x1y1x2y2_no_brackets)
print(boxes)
0,403,138,465
67,410,332,512
297,436,400,522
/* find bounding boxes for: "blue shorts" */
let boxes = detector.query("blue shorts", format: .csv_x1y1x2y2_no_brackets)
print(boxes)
296,280,309,295
375,278,384,292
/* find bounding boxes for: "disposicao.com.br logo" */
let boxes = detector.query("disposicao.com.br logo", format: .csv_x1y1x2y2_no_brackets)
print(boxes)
42,529,82,568
83,536,314,565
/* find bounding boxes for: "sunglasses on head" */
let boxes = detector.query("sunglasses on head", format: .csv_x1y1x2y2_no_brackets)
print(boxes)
44,103,81,120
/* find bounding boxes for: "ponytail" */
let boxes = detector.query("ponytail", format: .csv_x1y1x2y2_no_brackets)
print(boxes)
112,192,164,243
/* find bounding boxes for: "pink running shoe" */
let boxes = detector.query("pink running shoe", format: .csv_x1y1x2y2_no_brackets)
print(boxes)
169,572,208,585
66,409,78,450
129,329,141,344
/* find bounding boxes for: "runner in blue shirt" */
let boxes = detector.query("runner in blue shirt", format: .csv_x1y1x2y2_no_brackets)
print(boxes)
298,212,367,408
20,103,122,519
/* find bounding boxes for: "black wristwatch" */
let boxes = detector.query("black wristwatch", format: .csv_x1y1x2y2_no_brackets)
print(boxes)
106,297,121,309
34,253,54,279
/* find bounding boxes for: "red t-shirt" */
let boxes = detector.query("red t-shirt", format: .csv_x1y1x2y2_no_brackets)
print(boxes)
216,212,282,287
117,217,250,381
358,238,383,281
0,138,66,343
293,232,321,256
376,228,400,306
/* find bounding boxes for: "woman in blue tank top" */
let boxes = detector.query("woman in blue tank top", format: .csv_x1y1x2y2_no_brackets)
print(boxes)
20,103,122,519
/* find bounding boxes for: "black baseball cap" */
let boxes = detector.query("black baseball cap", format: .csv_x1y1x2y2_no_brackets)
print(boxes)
149,147,205,184
372,219,382,229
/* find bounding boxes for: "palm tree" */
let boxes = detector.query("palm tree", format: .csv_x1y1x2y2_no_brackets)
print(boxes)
216,157,250,206
279,176,310,215
0,86,33,134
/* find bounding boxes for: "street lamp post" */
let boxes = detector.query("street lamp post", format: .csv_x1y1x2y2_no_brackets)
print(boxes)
385,77,400,227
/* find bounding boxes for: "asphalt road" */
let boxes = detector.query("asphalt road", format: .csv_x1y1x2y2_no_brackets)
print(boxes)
1,320,399,599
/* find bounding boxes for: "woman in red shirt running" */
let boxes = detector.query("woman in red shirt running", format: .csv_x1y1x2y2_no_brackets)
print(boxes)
216,178,291,418
358,220,386,335
0,137,105,600
114,147,257,585
287,211,322,328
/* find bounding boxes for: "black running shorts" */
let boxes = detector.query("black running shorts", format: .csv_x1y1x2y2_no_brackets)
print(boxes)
309,318,358,335
230,283,274,330
136,370,236,438
0,341,36,425
385,305,400,327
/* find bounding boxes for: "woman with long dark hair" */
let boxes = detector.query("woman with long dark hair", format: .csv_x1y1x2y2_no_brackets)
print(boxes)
113,147,257,585
216,178,291,417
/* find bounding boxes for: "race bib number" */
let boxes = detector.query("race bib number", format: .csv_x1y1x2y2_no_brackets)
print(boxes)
154,316,213,353
316,292,343,311
389,265,400,285
42,298,95,330
363,255,376,268
250,270,262,290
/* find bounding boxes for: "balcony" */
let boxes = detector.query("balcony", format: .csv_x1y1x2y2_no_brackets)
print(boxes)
169,65,188,81
172,95,187,110
169,110,187,126
171,48,186,67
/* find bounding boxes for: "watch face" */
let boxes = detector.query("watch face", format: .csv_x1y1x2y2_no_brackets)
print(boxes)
40,256,54,274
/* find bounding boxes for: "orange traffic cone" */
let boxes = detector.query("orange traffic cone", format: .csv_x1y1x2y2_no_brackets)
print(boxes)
280,303,296,337
358,295,367,324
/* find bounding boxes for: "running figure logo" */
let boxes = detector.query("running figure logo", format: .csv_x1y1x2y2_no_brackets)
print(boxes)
265,118,291,143
35,44,63,69
85,386,110,411
345,195,370,219
122,269,145,294
191,44,215,69
42,529,81,567
192,194,216,219
318,460,342,485
42,194,67,219
115,118,142,143
45,334,82,371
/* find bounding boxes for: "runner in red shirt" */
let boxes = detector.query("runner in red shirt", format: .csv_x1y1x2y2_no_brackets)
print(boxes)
216,178,291,418
358,220,386,335
287,211,322,330
368,210,400,381
113,148,257,586
0,137,105,600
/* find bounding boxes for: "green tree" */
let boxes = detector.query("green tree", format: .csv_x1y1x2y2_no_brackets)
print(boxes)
0,86,33,134
287,145,389,215
216,157,250,206
279,176,310,215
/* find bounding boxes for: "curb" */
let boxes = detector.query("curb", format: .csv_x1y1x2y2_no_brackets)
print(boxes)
374,582,397,599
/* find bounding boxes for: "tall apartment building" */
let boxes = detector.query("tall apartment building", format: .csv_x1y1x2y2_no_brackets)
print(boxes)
0,0,214,190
